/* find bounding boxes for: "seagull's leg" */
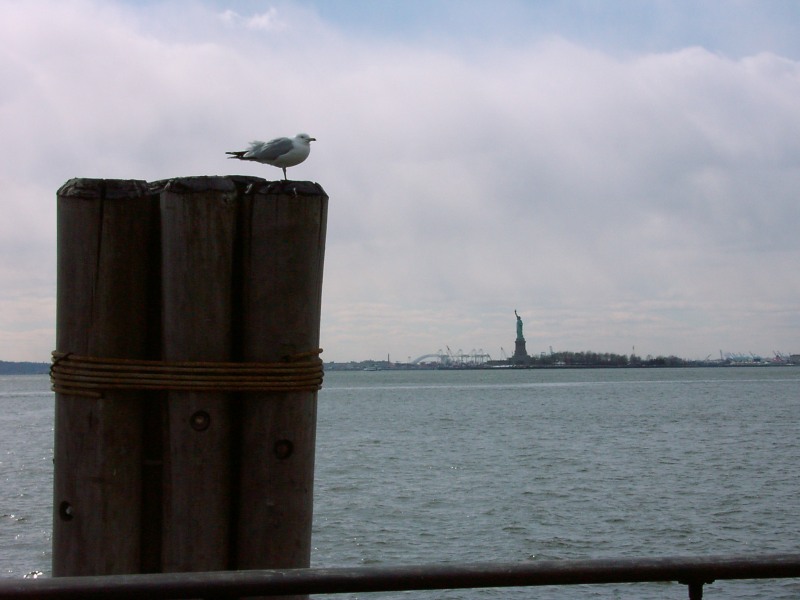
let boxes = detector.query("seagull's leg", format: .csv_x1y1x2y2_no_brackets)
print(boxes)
282,167,288,181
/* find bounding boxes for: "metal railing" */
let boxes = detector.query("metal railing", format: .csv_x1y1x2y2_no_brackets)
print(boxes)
1,554,799,599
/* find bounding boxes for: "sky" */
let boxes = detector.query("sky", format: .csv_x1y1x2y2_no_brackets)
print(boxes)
2,0,799,363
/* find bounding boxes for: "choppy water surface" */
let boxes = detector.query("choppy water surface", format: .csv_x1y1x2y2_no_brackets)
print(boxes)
0,376,53,579
2,368,800,598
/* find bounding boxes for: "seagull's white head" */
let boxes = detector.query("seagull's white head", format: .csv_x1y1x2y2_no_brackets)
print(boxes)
296,133,316,145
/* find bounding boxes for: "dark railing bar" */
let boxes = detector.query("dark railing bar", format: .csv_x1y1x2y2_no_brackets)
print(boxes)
1,554,799,599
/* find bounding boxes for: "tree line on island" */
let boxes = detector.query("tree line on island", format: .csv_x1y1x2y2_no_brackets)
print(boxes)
533,351,686,367
0,360,50,374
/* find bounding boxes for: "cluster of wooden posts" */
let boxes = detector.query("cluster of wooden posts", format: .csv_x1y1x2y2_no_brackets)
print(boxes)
52,176,327,581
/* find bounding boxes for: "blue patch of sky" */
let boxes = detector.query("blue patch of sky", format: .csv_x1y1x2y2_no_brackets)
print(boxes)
118,0,800,59
291,0,800,59
301,0,800,59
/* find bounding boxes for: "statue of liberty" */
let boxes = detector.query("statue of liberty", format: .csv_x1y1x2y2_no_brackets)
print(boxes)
512,310,529,360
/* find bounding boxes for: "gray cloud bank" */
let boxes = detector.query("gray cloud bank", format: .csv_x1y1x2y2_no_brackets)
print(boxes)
2,2,799,361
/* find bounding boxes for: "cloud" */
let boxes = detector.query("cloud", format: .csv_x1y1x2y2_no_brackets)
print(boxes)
219,8,287,32
1,1,799,361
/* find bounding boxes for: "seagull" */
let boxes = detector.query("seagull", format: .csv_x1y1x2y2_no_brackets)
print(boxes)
226,133,316,180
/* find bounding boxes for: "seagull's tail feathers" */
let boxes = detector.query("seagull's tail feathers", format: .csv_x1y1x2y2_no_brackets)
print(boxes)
226,140,267,160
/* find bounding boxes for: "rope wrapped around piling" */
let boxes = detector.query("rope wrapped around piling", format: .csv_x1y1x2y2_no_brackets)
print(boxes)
50,350,324,398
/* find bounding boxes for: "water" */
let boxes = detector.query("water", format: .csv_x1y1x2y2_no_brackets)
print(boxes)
2,368,799,598
0,376,53,579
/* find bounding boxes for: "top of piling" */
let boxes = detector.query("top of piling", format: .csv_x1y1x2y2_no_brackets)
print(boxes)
59,177,326,199
57,178,150,199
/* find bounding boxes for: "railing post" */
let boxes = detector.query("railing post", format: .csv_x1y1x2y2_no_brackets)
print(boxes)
680,577,713,600
687,581,704,599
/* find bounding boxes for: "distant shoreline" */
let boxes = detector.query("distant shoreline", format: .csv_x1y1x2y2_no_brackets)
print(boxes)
325,361,797,371
2,359,794,376
0,361,50,375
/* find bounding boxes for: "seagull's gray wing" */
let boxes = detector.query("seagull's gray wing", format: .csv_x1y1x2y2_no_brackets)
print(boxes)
248,137,294,160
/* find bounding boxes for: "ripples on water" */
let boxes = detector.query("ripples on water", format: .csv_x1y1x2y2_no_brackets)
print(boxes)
0,377,53,579
313,368,800,599
2,369,799,599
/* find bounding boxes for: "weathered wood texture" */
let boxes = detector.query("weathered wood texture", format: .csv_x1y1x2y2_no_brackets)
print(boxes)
53,176,328,582
159,177,238,572
236,181,327,571
53,179,158,576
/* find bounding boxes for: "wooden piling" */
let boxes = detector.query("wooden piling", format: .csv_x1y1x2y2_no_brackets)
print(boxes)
52,176,328,584
159,177,239,572
236,181,328,571
53,178,158,576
